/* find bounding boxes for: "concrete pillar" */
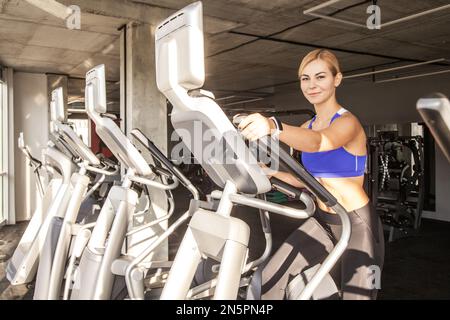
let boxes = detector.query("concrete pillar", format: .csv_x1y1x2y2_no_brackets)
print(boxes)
121,21,169,262
122,22,167,150
14,73,50,221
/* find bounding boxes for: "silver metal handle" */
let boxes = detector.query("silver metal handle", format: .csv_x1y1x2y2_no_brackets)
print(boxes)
127,174,179,190
63,222,96,300
211,190,316,219
125,210,191,299
82,174,106,202
298,203,351,300
85,164,119,176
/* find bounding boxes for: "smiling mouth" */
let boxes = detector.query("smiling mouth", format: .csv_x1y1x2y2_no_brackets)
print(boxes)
309,92,321,96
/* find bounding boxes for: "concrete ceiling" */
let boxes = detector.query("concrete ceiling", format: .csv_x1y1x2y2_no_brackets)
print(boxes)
1,0,450,111
0,0,123,79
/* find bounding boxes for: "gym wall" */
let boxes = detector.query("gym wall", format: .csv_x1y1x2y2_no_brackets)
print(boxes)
13,72,49,222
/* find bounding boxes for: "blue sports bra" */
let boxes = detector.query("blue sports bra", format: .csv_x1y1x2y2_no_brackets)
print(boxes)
301,108,367,178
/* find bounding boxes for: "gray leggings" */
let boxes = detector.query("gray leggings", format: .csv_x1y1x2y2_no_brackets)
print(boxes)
261,203,385,300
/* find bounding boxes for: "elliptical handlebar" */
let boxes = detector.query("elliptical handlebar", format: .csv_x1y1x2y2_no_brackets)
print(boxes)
127,173,179,191
130,128,200,200
18,132,45,198
130,129,186,181
84,163,119,176
150,165,173,180
271,176,312,201
99,156,117,169
210,190,315,220
18,133,43,170
256,135,351,300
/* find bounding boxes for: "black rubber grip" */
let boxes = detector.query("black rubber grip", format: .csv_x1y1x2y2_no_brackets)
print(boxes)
270,177,304,200
152,166,173,179
131,129,192,187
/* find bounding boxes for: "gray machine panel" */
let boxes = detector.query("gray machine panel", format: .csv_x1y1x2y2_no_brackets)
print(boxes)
85,65,152,176
417,93,450,163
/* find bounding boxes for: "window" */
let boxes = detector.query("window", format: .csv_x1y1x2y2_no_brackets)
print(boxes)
0,79,5,225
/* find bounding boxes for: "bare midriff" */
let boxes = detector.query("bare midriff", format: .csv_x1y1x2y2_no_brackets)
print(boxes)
316,175,369,213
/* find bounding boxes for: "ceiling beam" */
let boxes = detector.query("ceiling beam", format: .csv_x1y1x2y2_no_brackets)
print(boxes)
228,30,450,66
25,0,69,20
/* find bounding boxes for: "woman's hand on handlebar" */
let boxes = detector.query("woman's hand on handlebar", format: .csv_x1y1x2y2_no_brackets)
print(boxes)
270,171,305,189
237,113,275,142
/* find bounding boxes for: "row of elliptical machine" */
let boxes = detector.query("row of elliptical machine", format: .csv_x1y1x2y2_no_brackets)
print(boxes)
8,75,200,300
8,0,355,300
62,65,201,300
7,86,120,299
46,0,350,301
33,87,121,299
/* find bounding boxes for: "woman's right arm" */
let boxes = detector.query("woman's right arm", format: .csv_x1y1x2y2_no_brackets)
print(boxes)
271,171,305,189
264,119,311,189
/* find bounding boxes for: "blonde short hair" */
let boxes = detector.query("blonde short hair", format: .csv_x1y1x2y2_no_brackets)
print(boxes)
299,49,341,77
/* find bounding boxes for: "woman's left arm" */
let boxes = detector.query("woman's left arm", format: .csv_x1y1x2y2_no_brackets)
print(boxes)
239,113,360,153
280,115,360,152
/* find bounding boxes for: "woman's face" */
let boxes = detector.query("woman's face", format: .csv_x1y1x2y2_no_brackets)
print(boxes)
299,59,342,105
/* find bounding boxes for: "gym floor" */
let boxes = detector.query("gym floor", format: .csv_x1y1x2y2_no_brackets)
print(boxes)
378,219,450,299
238,210,450,300
1,199,449,300
0,222,31,300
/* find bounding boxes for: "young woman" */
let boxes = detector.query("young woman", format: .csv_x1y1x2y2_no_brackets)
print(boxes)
238,49,385,300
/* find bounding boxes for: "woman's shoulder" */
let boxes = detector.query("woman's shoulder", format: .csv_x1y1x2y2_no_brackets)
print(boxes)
335,107,359,122
333,109,364,133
